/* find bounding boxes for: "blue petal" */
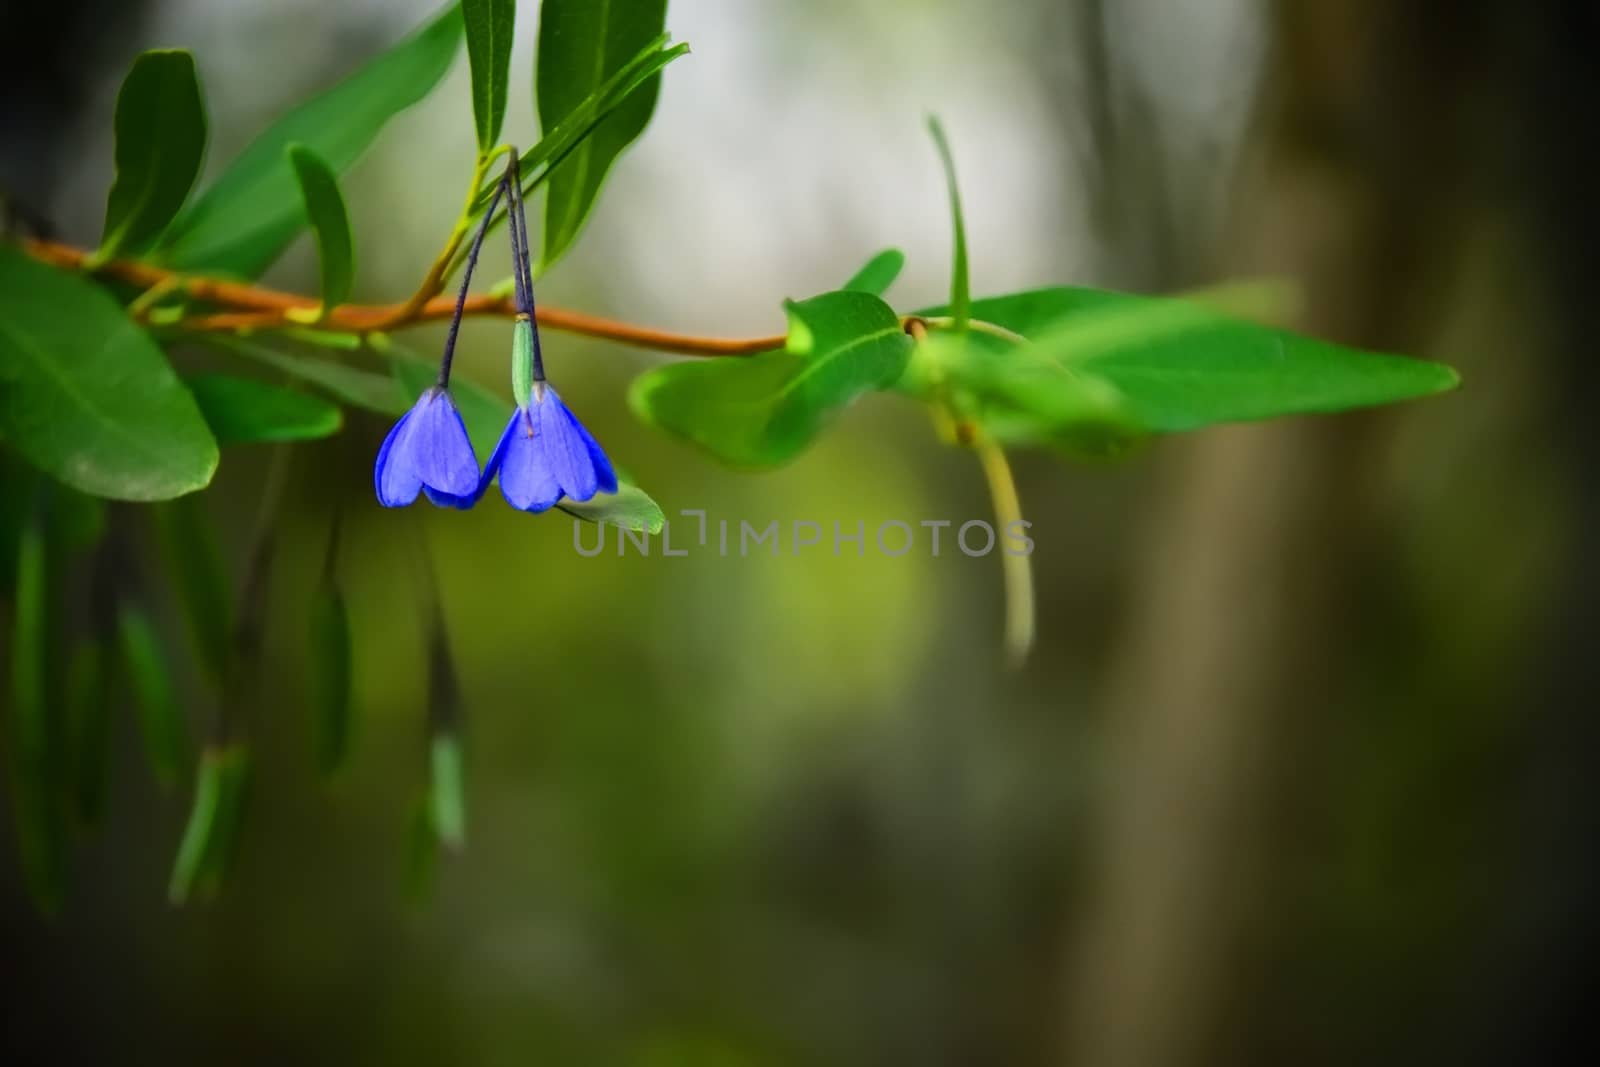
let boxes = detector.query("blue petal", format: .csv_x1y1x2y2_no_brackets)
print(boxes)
494,407,562,512
407,389,481,500
423,486,479,509
374,409,422,507
537,385,616,503
481,387,619,513
535,389,597,502
567,407,618,495
373,389,483,509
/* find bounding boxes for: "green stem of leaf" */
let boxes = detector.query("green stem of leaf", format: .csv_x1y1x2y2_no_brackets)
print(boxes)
919,315,1026,346
973,433,1034,669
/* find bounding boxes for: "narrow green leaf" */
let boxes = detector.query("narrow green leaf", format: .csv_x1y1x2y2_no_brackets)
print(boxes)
66,640,114,825
152,495,232,682
903,282,1451,445
1013,293,1461,432
959,345,1139,455
168,743,251,904
467,34,687,236
557,482,665,532
523,37,684,184
286,144,355,310
0,245,218,501
221,338,408,416
186,374,344,445
308,585,353,776
630,290,912,467
926,117,969,332
464,0,516,151
167,750,221,903
98,50,208,260
157,4,464,276
915,281,1299,351
429,731,467,849
6,514,65,912
841,249,905,298
536,0,669,268
281,327,365,351
914,286,1138,343
117,603,190,787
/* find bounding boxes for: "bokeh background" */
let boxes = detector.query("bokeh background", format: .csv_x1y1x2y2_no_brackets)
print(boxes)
3,1,1594,1064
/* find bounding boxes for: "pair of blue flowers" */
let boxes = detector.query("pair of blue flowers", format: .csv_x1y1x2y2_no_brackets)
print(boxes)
374,156,616,512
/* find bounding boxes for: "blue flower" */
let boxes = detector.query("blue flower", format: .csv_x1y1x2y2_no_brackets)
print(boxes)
374,386,482,508
481,382,617,512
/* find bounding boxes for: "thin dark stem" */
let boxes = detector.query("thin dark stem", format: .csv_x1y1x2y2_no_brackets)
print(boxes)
507,154,546,382
503,150,530,317
437,177,508,389
507,153,536,307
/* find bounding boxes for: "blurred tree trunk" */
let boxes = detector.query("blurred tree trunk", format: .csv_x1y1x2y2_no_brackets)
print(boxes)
1059,1,1591,1064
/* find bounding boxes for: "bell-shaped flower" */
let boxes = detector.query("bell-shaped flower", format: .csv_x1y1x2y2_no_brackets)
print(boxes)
373,386,482,508
481,381,617,512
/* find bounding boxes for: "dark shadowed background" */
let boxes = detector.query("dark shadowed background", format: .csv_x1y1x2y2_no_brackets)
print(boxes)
3,1,1595,1064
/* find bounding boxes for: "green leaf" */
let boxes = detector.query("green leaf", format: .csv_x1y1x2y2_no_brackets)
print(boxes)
186,374,344,445
0,244,218,501
1012,293,1461,433
557,482,665,532
308,584,353,776
222,338,408,416
522,35,684,184
464,0,516,152
904,282,1452,445
904,330,1139,455
117,603,190,787
6,513,66,912
152,495,232,682
286,144,355,310
97,50,208,261
281,327,365,350
914,281,1299,349
169,743,251,905
630,290,911,467
429,731,467,849
926,117,969,332
391,352,512,456
841,248,905,298
536,0,669,268
914,286,1136,343
468,33,687,241
157,4,464,276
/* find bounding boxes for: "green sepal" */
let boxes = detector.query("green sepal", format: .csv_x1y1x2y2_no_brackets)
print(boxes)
511,317,534,408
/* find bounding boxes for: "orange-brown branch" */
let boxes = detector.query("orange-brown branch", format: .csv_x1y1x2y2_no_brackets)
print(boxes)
20,238,784,358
